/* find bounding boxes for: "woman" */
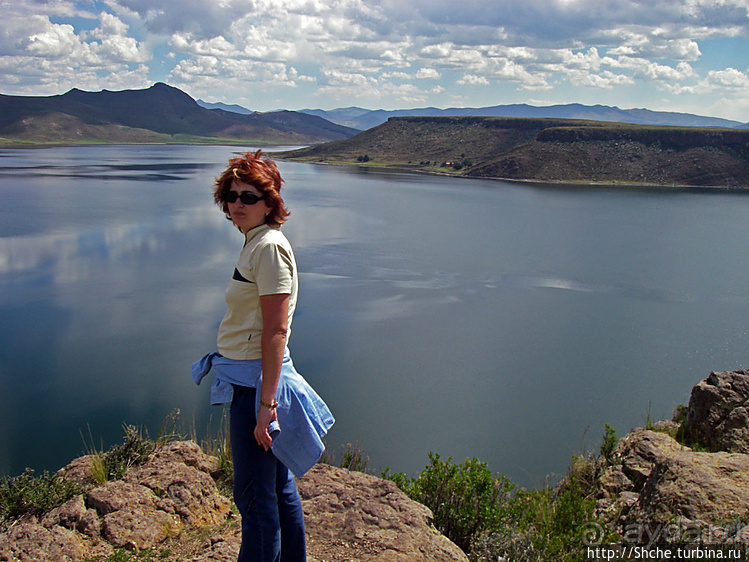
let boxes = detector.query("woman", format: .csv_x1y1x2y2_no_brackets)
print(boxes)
192,150,334,562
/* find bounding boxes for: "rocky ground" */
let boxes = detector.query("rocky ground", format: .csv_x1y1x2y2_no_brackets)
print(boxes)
2,370,749,560
0,441,466,561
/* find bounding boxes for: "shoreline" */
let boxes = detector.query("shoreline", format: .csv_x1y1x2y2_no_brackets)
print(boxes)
273,155,749,192
1,140,745,191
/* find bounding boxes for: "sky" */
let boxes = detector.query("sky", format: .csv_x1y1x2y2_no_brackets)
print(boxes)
1,0,748,122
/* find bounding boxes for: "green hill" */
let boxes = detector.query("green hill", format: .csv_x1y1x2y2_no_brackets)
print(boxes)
0,83,359,146
278,116,749,188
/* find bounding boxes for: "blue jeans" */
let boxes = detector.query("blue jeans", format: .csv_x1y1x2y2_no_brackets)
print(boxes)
230,385,306,562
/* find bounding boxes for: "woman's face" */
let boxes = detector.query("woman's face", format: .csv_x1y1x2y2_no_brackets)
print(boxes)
227,179,271,233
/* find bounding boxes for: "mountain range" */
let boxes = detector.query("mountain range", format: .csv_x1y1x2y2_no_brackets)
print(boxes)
196,98,747,131
289,105,748,131
1,83,746,148
0,83,358,146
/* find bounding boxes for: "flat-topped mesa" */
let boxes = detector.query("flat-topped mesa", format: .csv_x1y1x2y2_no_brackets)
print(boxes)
279,116,749,188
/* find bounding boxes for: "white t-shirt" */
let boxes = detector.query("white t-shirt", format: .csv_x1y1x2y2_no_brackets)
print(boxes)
217,224,297,360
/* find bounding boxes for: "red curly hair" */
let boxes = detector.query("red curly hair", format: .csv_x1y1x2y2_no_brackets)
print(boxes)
213,150,290,227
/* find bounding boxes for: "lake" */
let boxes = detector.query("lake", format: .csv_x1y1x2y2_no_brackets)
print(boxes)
1,144,748,488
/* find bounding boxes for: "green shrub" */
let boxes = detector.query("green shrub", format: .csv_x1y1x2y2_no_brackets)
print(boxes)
0,468,82,531
320,441,370,473
385,453,514,553
544,475,598,559
385,451,614,560
91,424,156,484
672,404,688,425
338,442,369,472
600,423,618,462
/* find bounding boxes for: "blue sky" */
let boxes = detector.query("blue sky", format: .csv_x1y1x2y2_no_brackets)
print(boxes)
1,0,747,122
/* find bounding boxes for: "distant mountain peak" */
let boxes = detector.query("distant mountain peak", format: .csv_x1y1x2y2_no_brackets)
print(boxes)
0,82,357,144
196,99,253,115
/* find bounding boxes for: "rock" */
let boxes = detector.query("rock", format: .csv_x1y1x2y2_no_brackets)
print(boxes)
102,506,182,550
86,480,157,514
0,440,233,560
125,442,231,526
0,441,466,561
194,529,241,561
609,428,749,533
298,463,469,562
589,371,749,544
151,440,223,477
56,455,98,488
598,466,633,499
680,370,749,452
41,494,101,537
0,523,85,562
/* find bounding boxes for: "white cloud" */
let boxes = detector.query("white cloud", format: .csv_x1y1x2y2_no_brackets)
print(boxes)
416,67,441,79
611,57,698,80
381,71,414,80
707,67,749,88
27,23,84,58
663,67,749,95
0,3,150,94
169,34,237,57
0,0,746,119
458,74,489,85
92,12,130,38
568,69,636,89
169,56,298,87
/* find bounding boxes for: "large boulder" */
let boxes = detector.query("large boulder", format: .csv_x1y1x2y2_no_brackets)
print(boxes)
617,429,749,528
299,463,469,561
0,524,85,562
125,441,231,527
680,370,749,453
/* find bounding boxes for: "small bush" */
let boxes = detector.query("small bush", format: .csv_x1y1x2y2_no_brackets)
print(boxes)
386,453,514,553
320,441,370,473
0,468,82,531
385,451,615,560
600,423,618,462
544,475,598,559
91,424,156,484
339,442,369,472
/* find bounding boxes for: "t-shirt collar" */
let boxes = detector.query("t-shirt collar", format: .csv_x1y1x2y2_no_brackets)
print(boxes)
243,223,271,244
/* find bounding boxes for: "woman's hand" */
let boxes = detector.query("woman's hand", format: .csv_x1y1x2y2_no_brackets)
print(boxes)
254,403,277,451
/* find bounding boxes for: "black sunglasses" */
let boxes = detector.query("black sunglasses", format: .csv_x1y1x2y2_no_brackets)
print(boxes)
223,191,265,205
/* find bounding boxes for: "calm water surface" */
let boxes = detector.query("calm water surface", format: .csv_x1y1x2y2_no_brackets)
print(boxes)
1,145,748,487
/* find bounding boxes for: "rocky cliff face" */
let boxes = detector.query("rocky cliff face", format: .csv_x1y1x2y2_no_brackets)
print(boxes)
679,370,749,453
0,441,466,561
591,370,749,547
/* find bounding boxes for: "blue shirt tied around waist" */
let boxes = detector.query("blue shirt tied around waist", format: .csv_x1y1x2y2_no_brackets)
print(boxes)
192,351,334,477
